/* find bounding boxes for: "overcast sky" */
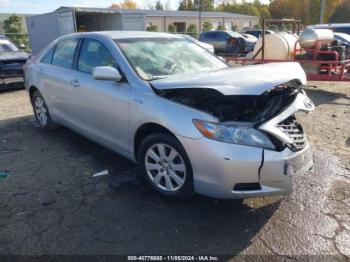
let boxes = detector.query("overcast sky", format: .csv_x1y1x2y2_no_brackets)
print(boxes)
0,0,270,14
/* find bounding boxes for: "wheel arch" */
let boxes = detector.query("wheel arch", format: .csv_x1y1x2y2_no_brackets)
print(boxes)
29,86,39,102
133,122,178,160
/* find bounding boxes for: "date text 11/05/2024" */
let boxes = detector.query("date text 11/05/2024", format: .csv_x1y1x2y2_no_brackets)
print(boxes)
127,256,220,261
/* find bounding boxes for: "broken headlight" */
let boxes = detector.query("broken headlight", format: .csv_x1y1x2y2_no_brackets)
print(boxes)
193,119,275,150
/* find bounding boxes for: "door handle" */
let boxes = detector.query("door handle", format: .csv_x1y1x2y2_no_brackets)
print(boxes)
71,79,80,87
38,68,44,74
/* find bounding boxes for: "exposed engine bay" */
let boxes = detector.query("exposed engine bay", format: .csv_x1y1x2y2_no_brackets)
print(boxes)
154,80,302,124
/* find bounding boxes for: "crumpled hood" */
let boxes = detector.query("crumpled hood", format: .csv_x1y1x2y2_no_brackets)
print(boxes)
0,51,29,61
151,62,307,96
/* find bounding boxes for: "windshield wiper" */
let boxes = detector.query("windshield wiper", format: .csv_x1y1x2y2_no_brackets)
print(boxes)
149,75,169,81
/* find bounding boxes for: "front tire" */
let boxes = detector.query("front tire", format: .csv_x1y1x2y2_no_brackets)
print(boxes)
137,133,194,199
31,91,57,130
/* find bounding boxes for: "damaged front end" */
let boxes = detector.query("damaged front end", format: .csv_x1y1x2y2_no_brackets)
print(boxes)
154,79,314,152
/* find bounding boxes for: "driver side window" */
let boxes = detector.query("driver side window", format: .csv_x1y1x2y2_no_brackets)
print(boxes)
77,39,118,74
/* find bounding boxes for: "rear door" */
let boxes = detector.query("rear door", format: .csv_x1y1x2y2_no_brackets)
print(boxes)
37,37,80,124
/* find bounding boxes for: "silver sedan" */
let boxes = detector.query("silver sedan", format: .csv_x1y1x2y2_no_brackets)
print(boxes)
24,31,314,199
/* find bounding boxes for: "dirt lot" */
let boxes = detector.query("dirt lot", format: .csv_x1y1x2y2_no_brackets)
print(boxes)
298,82,350,171
0,82,349,259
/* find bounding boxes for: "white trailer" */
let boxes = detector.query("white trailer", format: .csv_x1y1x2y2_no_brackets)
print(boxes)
26,7,145,55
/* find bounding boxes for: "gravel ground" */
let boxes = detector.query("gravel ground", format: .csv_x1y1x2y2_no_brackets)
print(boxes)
0,83,349,259
298,81,350,171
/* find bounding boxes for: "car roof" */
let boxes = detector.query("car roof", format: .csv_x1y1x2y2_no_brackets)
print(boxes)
63,31,182,40
311,23,350,28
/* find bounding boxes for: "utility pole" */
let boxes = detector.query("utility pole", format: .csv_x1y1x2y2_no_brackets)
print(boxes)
320,0,326,24
306,0,310,25
199,0,202,34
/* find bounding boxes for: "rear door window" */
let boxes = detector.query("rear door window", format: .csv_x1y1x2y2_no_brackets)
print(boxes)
206,32,218,39
77,38,118,74
52,38,79,69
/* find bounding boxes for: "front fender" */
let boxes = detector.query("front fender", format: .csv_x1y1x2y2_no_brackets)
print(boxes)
128,90,216,154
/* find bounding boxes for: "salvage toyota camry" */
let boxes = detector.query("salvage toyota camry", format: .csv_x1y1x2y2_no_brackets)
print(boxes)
24,31,314,199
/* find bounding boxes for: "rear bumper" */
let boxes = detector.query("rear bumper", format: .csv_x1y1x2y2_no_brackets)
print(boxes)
177,135,313,199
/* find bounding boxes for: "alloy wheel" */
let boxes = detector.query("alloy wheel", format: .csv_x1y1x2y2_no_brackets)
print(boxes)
34,96,48,126
145,143,187,192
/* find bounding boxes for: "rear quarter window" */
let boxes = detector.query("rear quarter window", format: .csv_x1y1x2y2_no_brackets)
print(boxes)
41,47,54,64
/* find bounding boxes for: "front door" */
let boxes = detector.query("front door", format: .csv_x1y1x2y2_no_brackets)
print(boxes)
68,38,130,154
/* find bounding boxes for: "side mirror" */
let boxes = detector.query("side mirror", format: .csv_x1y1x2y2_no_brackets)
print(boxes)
92,66,122,82
19,44,26,49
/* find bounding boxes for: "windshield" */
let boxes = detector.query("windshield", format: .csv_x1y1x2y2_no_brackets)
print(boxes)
0,39,19,52
115,37,227,81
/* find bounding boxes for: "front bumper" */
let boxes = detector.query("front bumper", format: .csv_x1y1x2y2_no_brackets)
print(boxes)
0,62,25,80
177,135,313,199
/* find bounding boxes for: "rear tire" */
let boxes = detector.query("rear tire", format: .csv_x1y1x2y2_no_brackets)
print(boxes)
31,90,58,130
137,133,194,199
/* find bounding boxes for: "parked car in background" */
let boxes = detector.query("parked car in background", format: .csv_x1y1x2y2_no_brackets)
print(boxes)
242,33,258,42
25,31,314,199
176,34,215,53
0,35,29,88
244,29,275,39
199,30,257,56
309,23,350,34
334,32,350,47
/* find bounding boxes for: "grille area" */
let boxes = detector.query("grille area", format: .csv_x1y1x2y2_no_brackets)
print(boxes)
277,117,306,151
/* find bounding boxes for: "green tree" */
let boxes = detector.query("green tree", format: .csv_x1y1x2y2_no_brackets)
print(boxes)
202,21,213,32
155,1,164,10
329,0,350,22
146,23,158,32
194,0,214,11
253,24,260,29
3,14,28,48
217,24,226,30
217,1,270,18
187,24,197,37
269,0,340,24
178,0,194,10
168,23,176,33
179,0,213,11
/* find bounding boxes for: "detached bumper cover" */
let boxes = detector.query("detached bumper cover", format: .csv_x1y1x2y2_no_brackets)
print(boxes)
177,135,313,199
